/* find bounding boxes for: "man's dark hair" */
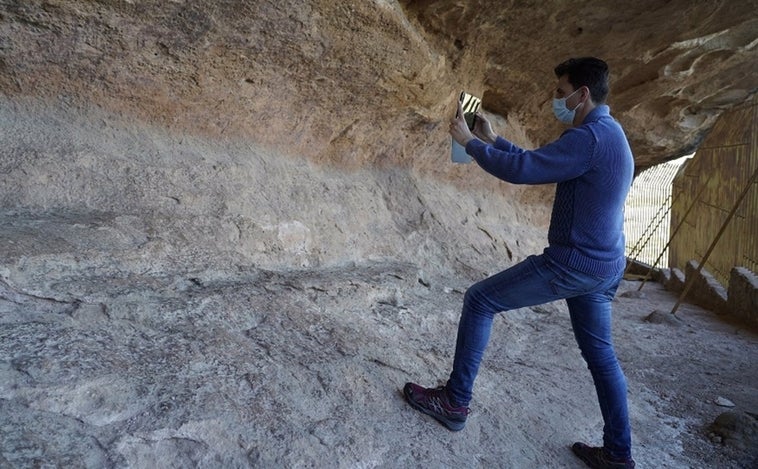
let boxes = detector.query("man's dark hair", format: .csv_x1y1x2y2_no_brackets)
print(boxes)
554,57,610,103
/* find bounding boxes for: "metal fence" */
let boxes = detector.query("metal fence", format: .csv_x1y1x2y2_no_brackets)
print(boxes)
624,158,690,267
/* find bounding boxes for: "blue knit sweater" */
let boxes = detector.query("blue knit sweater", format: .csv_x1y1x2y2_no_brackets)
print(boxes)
465,105,634,277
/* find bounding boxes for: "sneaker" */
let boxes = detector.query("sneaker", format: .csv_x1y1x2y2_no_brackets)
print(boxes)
403,382,470,431
571,442,635,469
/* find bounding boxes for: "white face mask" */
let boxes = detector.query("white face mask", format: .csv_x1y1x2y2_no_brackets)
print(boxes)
552,88,582,124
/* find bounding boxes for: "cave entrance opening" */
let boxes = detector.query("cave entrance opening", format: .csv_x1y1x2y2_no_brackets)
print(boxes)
623,154,694,269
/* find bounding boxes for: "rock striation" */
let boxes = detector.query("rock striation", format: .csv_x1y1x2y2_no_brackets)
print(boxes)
1,1,756,170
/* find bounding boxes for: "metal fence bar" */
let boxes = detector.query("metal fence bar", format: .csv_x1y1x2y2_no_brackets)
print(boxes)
628,195,676,266
637,173,714,290
624,160,687,267
625,193,673,262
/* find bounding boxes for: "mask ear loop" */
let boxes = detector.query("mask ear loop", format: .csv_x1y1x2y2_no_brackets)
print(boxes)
570,87,586,112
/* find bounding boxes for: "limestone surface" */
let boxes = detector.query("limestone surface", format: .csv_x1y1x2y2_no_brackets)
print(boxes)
1,1,756,169
1,2,758,468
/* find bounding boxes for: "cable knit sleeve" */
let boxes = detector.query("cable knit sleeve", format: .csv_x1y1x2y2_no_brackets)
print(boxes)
465,128,596,185
492,136,524,153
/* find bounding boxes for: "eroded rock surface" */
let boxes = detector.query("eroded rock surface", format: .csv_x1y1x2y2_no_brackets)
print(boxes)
1,2,758,468
2,225,757,467
1,1,756,169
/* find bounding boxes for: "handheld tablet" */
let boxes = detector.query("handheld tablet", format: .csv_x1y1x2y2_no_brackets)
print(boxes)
451,91,481,163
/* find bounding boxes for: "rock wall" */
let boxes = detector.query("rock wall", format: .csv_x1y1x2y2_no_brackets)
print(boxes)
2,0,756,170
0,97,550,283
2,0,756,276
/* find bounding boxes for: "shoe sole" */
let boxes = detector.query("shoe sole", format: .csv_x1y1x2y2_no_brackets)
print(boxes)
403,386,466,431
571,442,635,469
571,445,597,468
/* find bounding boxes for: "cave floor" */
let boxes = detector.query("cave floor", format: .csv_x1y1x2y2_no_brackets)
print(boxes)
1,212,757,468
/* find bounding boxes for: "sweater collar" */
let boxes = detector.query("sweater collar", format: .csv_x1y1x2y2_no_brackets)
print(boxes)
582,104,610,124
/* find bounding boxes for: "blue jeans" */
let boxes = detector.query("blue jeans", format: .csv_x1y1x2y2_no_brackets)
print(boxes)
446,254,632,459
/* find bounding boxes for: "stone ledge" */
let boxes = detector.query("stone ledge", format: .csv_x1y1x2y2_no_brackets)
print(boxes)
662,261,757,325
685,260,729,313
624,258,662,282
728,267,758,326
662,267,686,292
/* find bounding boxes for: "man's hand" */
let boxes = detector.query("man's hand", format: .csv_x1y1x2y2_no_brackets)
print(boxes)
449,100,475,146
472,112,497,144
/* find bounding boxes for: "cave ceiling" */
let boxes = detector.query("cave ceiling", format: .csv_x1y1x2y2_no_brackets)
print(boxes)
0,0,756,170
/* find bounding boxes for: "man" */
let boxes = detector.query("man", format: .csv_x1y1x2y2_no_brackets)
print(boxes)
403,57,636,469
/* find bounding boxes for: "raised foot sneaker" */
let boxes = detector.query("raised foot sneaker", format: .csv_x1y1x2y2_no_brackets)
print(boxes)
571,442,636,469
403,382,470,431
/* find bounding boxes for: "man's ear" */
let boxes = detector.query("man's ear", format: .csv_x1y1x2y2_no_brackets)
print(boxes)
581,86,592,104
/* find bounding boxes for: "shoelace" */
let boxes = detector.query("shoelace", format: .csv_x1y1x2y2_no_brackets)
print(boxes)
425,387,470,416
